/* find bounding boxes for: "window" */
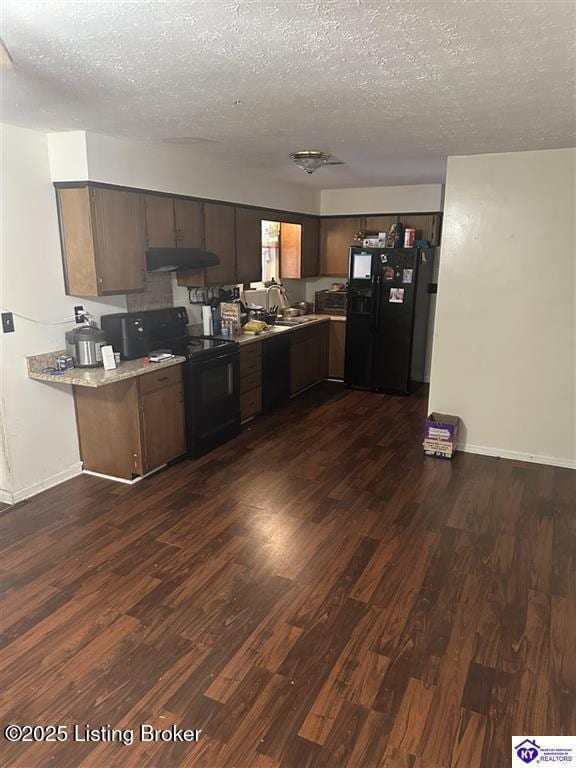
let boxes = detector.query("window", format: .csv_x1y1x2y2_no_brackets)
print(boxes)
261,220,280,284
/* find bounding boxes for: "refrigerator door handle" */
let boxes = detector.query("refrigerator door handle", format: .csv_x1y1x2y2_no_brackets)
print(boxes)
371,274,382,333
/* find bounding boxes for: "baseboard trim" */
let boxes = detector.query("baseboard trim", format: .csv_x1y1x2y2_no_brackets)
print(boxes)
0,488,13,505
83,464,167,485
458,442,576,470
8,462,83,504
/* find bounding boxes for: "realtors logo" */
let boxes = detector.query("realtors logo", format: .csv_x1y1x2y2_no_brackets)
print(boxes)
515,739,540,764
513,736,576,765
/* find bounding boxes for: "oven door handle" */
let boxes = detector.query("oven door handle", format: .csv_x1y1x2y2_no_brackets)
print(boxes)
187,350,239,367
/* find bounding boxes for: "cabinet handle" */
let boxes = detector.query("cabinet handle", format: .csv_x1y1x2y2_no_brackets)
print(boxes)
157,376,169,382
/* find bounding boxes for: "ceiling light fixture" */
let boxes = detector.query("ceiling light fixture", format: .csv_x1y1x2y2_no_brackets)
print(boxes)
289,150,332,175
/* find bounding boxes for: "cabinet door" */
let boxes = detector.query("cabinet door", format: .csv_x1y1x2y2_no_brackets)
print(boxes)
398,213,442,245
426,213,442,245
328,321,346,378
140,379,186,474
301,216,320,277
306,337,322,386
236,207,263,284
279,222,302,279
320,217,362,276
174,198,204,248
290,326,326,393
58,186,100,296
362,215,397,237
204,202,237,285
74,379,143,480
91,188,146,294
144,194,176,248
290,339,309,394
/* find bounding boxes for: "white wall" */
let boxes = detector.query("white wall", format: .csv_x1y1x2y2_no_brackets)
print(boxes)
46,130,89,180
0,124,127,503
321,184,444,215
429,148,575,468
48,131,322,215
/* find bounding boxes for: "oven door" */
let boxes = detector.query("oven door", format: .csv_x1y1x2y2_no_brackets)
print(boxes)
183,350,241,457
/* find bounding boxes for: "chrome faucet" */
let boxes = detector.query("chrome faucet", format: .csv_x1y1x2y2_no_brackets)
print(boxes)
265,280,288,311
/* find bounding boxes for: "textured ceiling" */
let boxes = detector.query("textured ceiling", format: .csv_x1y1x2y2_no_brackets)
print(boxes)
2,0,575,187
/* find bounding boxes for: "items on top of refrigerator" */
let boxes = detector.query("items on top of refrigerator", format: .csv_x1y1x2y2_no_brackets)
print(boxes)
363,232,387,247
404,228,416,247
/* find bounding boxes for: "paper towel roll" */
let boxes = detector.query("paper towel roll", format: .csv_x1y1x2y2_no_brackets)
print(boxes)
202,305,213,336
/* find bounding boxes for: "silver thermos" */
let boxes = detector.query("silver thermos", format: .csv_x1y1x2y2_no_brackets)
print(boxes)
65,324,107,368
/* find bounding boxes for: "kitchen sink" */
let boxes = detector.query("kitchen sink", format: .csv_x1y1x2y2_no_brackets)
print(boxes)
275,316,317,326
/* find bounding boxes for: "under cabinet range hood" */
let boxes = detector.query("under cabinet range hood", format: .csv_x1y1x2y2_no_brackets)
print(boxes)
146,248,220,273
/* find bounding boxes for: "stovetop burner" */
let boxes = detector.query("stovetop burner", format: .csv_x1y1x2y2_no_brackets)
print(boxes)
185,336,236,355
159,333,238,361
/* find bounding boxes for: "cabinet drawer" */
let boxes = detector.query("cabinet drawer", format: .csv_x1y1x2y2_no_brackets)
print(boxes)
240,342,262,363
139,364,182,395
240,369,262,394
240,386,262,421
290,324,323,345
240,344,262,376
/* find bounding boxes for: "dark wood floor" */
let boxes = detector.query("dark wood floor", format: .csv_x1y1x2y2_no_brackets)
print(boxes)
1,382,574,767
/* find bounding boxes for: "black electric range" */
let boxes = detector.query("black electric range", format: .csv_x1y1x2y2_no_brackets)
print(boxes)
170,335,238,361
101,307,241,458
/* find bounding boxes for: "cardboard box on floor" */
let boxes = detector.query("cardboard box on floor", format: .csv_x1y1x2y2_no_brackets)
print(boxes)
423,412,460,459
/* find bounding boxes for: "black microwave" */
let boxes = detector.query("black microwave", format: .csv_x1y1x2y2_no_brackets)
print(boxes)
100,307,189,359
314,289,347,316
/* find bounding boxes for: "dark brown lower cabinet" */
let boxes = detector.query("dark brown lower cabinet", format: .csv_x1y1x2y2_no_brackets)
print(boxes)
74,364,186,480
328,320,346,379
240,343,263,421
290,323,329,395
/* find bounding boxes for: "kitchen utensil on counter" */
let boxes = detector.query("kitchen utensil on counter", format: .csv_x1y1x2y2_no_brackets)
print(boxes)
248,306,276,325
148,349,175,362
279,307,302,319
292,301,312,314
65,324,107,368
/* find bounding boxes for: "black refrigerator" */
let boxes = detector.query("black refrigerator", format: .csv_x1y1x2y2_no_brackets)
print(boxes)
344,246,435,394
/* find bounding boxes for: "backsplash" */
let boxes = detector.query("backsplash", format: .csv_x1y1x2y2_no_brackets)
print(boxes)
126,272,173,312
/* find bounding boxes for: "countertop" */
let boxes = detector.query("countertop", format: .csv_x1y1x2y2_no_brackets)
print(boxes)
26,315,344,386
26,350,186,388
228,314,339,347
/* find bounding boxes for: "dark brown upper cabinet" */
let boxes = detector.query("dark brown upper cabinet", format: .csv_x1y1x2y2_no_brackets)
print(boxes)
174,198,204,248
398,213,442,246
144,194,176,248
319,216,362,277
361,215,398,237
203,202,237,285
236,207,263,285
300,216,320,277
57,184,146,296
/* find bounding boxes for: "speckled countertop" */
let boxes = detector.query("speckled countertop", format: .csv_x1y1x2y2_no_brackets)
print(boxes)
26,350,185,388
227,314,337,347
26,316,343,386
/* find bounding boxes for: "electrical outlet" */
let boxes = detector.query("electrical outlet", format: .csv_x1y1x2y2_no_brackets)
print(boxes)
74,305,85,323
2,312,15,333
